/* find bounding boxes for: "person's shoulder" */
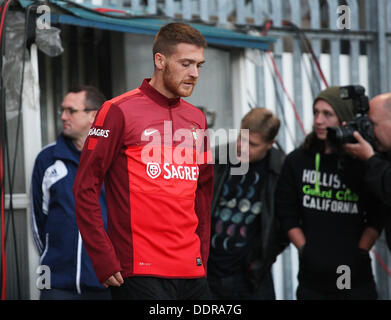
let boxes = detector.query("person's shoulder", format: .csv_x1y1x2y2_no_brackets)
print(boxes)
106,88,144,110
269,146,285,160
91,90,142,124
37,141,57,158
284,148,307,163
33,141,58,171
267,147,286,173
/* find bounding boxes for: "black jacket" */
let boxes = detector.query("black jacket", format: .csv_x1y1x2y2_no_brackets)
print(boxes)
365,152,391,251
211,144,288,287
364,152,391,207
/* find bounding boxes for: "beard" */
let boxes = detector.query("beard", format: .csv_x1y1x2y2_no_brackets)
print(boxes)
162,64,196,98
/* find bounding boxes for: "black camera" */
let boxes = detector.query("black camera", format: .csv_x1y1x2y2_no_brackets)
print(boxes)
327,85,375,147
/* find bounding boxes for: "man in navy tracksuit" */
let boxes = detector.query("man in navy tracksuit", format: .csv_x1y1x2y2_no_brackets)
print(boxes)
31,86,111,300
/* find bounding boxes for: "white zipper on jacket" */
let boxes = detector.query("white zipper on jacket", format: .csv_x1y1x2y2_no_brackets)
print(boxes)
76,232,82,294
40,233,49,264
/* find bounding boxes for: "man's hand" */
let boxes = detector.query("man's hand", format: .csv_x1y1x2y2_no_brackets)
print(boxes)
287,227,306,251
103,272,124,288
344,131,375,161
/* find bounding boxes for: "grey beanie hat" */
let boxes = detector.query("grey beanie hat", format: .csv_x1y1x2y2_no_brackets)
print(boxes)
313,86,355,122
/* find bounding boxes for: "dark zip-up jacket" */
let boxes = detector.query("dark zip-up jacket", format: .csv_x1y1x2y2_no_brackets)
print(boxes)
211,144,288,287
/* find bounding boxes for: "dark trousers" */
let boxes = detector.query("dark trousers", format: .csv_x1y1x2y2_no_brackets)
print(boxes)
208,271,275,300
110,276,211,300
296,281,378,300
40,288,112,300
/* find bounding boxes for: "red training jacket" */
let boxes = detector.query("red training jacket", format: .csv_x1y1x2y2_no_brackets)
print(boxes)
73,79,214,283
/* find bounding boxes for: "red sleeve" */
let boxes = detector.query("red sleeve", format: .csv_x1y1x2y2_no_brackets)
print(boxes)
194,118,214,273
73,102,124,283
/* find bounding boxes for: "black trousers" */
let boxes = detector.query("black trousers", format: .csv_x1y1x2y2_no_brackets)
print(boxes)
208,271,276,300
296,281,378,300
110,276,211,300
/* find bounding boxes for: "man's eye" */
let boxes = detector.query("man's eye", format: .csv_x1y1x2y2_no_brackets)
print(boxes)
182,63,189,67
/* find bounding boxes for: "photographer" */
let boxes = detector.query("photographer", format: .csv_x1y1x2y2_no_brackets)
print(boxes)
344,93,391,250
275,86,382,300
344,93,391,207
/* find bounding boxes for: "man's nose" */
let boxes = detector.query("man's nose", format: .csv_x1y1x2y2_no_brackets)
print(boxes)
314,114,324,124
189,65,199,78
61,110,68,121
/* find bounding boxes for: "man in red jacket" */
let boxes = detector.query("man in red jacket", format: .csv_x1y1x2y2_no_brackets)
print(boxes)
73,23,214,300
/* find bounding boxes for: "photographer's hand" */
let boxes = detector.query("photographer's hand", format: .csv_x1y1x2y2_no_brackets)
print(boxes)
344,131,374,161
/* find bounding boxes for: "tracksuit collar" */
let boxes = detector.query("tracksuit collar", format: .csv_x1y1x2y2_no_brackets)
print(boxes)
139,78,181,108
53,133,81,164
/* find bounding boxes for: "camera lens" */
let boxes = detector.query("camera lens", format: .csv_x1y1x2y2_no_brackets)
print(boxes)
327,126,356,144
327,127,342,144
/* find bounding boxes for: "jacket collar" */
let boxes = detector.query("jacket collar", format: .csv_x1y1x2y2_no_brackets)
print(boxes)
139,78,181,108
266,147,284,175
53,133,81,164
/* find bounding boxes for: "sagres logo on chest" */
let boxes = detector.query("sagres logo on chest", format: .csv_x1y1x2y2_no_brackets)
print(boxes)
146,162,199,181
146,163,161,179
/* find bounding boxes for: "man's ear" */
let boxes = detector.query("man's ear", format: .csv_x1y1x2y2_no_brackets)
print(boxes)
154,53,166,70
267,139,275,150
88,110,98,125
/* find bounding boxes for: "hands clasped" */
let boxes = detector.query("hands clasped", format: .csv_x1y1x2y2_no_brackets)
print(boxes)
103,272,124,288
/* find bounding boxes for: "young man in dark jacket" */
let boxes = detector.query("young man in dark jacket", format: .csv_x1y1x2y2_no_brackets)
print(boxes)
208,108,287,300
